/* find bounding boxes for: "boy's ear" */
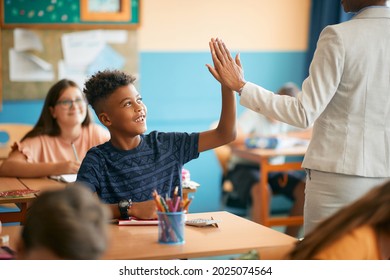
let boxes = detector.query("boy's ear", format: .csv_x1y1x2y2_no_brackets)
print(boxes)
98,113,111,127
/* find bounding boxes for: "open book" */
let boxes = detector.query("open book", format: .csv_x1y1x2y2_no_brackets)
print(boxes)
0,189,39,198
49,174,77,183
118,217,159,226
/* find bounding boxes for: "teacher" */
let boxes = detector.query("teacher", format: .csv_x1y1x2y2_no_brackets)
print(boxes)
207,0,390,235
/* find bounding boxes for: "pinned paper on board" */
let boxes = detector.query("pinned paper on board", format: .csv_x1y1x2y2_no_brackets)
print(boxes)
60,30,126,85
9,28,54,82
58,60,87,91
87,45,125,75
9,49,54,82
101,30,128,44
13,28,43,52
61,30,105,67
1,27,136,100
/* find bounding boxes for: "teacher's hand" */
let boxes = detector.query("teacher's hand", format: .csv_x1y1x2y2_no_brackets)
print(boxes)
206,38,246,92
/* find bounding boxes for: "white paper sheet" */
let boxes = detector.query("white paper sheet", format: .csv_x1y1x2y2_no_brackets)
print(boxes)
86,45,125,75
58,60,87,90
61,30,105,67
101,30,128,44
49,174,77,183
9,49,54,82
14,28,43,52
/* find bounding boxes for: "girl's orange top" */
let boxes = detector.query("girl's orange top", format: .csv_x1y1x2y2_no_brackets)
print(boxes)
13,124,110,163
314,225,380,260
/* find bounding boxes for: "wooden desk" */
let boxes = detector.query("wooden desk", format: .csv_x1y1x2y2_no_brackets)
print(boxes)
1,211,296,260
19,177,66,192
231,144,307,227
1,177,198,223
0,177,66,224
0,177,35,223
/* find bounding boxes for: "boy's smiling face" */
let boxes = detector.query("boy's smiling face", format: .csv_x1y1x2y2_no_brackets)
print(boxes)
99,84,147,138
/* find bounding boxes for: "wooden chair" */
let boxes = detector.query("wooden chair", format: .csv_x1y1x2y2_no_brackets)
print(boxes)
0,123,33,160
213,144,233,193
211,121,294,219
214,144,253,218
213,142,304,227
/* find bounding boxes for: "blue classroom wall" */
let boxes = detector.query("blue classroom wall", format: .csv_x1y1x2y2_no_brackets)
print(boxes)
0,51,306,213
0,100,44,125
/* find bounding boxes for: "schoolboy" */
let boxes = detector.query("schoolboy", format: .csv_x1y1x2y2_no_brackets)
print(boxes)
76,69,236,219
18,185,111,260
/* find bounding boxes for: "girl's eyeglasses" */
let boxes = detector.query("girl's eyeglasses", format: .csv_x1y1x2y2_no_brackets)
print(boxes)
55,98,85,109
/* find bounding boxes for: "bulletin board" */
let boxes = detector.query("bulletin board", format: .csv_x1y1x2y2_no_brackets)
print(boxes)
0,28,138,100
0,0,140,104
1,0,141,29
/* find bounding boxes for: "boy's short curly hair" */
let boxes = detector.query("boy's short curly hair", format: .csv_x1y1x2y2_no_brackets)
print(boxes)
83,69,136,112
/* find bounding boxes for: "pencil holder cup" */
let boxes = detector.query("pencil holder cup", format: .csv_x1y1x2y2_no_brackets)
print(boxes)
157,211,185,245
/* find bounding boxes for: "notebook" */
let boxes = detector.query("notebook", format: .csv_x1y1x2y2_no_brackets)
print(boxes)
49,174,77,183
118,217,158,226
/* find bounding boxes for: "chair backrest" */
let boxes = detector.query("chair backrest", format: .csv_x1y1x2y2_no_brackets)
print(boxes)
213,144,232,177
209,120,232,177
0,123,33,159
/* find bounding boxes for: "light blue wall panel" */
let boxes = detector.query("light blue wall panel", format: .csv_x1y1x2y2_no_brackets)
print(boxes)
0,100,44,124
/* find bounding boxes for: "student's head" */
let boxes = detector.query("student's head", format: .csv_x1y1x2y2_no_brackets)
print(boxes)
289,180,390,259
277,82,300,97
23,79,92,140
83,70,147,136
18,184,111,260
267,82,300,123
341,0,388,13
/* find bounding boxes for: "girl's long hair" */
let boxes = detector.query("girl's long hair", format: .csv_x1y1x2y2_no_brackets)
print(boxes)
22,79,91,141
